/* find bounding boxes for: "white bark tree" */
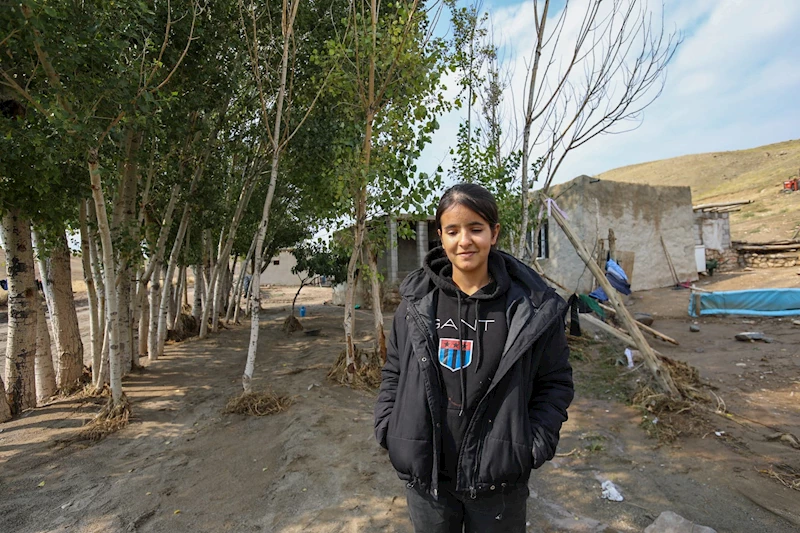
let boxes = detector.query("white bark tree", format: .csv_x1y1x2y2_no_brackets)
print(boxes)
88,148,124,406
2,210,39,415
79,200,102,386
34,298,57,404
33,227,84,392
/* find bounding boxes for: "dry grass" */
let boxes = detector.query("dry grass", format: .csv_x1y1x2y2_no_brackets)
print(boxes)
282,314,303,335
598,139,800,241
758,464,800,491
70,396,132,442
223,391,292,417
568,335,715,443
327,347,383,391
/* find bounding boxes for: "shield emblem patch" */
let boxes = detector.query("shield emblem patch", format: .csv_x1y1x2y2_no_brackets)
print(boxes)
438,338,473,372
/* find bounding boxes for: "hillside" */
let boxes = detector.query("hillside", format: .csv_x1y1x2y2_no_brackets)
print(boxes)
597,139,800,242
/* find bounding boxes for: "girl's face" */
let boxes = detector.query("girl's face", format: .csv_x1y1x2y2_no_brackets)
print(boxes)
437,203,499,279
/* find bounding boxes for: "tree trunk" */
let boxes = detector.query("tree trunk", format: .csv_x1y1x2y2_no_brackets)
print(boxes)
0,376,11,422
192,264,204,322
242,2,298,393
117,272,133,374
517,0,549,258
172,264,186,329
2,210,39,415
35,298,57,404
88,148,124,406
200,175,255,338
87,209,106,388
366,240,386,363
50,230,84,389
157,202,193,357
138,282,150,360
230,235,257,324
148,271,161,361
80,200,102,385
33,226,84,392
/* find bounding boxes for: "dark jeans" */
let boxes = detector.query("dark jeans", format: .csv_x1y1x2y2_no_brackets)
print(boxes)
405,483,528,533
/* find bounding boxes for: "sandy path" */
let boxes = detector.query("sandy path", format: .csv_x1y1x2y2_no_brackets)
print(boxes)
0,285,799,532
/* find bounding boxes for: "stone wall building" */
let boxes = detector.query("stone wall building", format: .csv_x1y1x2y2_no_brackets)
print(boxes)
539,175,699,292
692,208,739,272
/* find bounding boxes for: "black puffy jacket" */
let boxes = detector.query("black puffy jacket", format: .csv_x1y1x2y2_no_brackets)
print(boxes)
374,249,574,497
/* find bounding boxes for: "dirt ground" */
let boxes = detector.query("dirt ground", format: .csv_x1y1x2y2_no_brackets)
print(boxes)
1,266,799,532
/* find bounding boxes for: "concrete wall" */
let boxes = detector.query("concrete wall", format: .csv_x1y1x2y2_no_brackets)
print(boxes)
693,211,731,252
261,249,308,286
540,176,698,292
376,218,438,284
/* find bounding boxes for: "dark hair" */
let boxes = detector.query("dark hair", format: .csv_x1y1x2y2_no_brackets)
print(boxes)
435,183,499,230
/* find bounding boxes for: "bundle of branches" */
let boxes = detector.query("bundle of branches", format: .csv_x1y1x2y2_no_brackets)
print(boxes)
282,314,303,335
71,382,111,401
167,313,199,342
759,464,800,492
328,347,382,391
224,391,292,417
72,395,132,442
632,355,714,442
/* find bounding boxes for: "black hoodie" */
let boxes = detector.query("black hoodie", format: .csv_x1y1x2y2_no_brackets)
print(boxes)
424,248,510,483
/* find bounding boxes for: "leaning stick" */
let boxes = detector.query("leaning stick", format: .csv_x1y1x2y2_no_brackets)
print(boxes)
660,235,681,286
596,302,680,345
545,196,680,398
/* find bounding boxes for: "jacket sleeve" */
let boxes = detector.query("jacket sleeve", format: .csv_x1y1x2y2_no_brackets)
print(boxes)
374,300,407,449
529,316,574,468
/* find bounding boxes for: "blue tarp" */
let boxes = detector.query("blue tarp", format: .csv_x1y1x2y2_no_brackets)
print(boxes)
689,288,800,317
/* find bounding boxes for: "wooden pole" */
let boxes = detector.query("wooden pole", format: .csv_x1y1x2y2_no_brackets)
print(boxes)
597,302,679,345
545,196,680,398
608,228,616,261
660,235,681,286
692,200,753,210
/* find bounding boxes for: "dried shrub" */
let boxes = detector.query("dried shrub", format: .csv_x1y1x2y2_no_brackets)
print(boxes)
224,391,292,417
327,347,382,391
67,382,111,403
167,313,199,342
282,314,303,335
71,396,132,442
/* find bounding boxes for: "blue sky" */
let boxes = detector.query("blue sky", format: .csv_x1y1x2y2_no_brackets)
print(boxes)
420,0,800,187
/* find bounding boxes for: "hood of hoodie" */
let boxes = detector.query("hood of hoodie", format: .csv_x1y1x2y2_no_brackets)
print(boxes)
422,247,510,300
400,246,553,309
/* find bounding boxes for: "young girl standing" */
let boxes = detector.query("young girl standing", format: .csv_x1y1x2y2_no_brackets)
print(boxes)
374,183,574,532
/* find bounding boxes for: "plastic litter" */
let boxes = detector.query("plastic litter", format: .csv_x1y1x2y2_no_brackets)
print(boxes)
600,480,624,502
624,348,634,369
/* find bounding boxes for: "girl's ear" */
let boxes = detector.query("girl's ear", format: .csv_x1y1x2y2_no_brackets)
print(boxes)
491,224,500,245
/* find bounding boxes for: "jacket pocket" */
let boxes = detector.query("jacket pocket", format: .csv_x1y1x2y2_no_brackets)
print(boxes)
477,436,532,484
387,435,433,480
